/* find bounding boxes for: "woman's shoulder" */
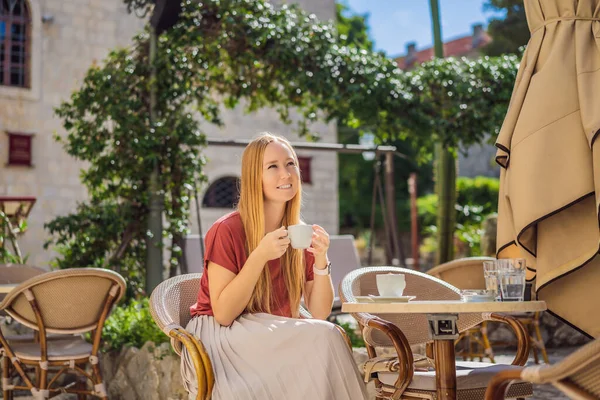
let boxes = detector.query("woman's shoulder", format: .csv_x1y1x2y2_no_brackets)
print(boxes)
207,211,243,236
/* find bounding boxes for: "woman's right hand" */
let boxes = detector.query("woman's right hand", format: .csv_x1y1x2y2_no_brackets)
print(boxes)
256,226,290,261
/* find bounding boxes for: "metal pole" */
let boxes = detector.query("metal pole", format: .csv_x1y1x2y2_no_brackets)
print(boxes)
145,26,164,294
429,0,456,265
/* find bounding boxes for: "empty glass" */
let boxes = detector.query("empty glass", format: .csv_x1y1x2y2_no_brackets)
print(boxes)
483,261,499,301
497,259,526,302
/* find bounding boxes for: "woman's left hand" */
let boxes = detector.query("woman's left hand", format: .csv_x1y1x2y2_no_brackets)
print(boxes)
307,224,330,259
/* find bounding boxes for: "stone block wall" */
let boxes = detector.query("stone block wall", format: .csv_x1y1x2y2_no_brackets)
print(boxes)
0,0,146,268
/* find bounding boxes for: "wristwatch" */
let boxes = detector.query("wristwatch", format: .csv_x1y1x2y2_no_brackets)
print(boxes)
313,262,332,276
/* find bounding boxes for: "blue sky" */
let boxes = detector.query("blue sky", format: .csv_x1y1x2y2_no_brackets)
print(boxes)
343,0,502,57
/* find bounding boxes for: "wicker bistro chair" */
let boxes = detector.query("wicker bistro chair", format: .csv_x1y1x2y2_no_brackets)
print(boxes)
339,266,534,400
0,268,126,400
485,337,600,400
149,273,352,400
428,257,497,363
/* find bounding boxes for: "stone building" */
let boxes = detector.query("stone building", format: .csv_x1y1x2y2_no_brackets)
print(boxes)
0,0,338,268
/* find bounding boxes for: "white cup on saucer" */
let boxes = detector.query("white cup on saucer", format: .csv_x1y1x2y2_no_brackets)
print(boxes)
376,273,406,297
288,224,313,249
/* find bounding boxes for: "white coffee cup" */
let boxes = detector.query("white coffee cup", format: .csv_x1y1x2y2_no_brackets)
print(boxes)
376,273,406,297
287,224,313,249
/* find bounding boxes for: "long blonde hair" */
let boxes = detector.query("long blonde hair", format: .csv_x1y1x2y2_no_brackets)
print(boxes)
237,133,305,317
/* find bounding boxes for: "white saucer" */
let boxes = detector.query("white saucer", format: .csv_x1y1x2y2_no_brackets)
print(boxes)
355,295,416,303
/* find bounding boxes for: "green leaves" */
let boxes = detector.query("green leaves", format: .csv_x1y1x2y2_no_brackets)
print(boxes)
418,176,500,255
100,298,168,351
0,211,27,264
46,0,520,294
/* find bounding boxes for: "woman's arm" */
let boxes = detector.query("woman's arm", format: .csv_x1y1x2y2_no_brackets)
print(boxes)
208,226,289,326
304,256,334,319
305,225,334,319
207,250,268,326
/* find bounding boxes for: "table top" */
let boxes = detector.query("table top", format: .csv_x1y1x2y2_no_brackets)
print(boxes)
341,300,547,314
0,284,17,294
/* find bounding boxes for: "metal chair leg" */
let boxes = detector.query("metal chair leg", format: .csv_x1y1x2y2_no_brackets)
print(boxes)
2,356,11,400
533,313,549,364
481,321,495,363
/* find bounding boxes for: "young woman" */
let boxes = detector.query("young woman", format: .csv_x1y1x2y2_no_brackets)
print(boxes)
182,133,367,400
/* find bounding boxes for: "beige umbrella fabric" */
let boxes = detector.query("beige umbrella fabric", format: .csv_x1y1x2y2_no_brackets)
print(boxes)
496,0,600,338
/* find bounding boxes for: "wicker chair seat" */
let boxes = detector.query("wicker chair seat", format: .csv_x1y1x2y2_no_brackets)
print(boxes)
378,361,531,391
1,333,67,343
380,384,532,400
10,338,92,361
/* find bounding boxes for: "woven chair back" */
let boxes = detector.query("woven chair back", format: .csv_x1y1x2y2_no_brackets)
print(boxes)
0,268,125,334
149,273,202,355
519,337,600,398
427,257,494,290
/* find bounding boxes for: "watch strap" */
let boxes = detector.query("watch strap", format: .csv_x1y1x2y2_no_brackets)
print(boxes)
313,262,331,276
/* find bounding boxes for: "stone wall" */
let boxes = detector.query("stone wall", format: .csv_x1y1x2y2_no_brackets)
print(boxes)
0,0,338,270
0,0,146,268
457,139,500,178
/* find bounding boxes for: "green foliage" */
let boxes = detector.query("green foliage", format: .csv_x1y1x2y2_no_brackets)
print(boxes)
336,2,374,51
418,176,499,255
100,298,168,351
404,55,519,158
45,0,520,291
0,213,28,264
338,322,365,348
482,0,529,56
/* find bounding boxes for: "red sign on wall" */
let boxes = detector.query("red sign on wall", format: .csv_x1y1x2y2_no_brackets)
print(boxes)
7,132,33,166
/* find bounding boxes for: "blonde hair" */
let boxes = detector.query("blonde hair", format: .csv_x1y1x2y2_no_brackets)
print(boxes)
237,132,305,317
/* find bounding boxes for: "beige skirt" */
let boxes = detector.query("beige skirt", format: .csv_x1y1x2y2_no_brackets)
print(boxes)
181,313,368,400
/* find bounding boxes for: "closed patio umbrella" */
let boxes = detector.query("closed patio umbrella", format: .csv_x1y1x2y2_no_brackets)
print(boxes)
496,0,600,338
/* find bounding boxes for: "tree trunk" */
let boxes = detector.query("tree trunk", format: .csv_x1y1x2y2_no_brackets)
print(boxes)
434,144,456,265
171,233,188,277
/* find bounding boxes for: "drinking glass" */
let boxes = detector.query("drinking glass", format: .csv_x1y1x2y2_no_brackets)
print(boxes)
497,258,526,301
483,260,499,301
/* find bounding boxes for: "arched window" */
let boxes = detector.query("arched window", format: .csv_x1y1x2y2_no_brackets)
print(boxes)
0,0,31,88
203,177,240,208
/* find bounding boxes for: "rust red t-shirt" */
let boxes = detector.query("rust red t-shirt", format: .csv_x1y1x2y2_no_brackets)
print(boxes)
190,211,315,318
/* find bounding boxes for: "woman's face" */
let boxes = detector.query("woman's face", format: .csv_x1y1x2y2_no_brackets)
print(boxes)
262,141,300,205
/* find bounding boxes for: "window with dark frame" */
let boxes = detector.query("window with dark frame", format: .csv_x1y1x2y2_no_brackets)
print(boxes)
7,131,33,166
0,0,31,88
202,176,240,208
297,156,312,184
